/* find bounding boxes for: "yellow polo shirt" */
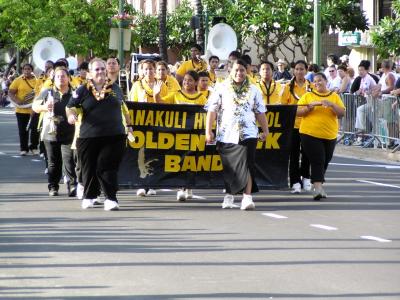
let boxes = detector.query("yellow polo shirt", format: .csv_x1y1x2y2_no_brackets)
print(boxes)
176,60,208,77
9,75,37,114
129,79,168,103
163,90,207,105
255,79,281,105
298,91,345,140
161,75,181,97
280,80,314,128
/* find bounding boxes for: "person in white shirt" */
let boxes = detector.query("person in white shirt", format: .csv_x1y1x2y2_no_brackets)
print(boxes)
206,59,269,211
327,65,341,92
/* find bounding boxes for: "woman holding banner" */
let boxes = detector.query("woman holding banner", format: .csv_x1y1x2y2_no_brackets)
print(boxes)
297,73,345,200
205,59,269,210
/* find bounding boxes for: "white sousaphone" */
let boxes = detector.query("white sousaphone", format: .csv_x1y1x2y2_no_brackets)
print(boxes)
32,37,65,71
207,23,237,61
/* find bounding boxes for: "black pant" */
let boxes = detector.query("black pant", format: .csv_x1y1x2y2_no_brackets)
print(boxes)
44,140,76,191
300,134,336,183
77,135,126,201
16,112,39,152
289,128,310,187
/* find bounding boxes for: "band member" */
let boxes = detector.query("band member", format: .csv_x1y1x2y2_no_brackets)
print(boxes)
76,61,89,86
205,59,269,210
255,61,282,105
129,59,168,103
297,73,345,200
34,60,54,96
66,58,133,211
208,55,220,86
161,70,208,201
197,71,214,103
175,44,208,84
32,67,77,197
156,61,180,97
106,56,120,84
8,63,39,156
280,60,313,194
242,54,258,84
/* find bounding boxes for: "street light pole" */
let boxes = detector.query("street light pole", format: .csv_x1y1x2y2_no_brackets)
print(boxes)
118,0,125,68
313,0,321,66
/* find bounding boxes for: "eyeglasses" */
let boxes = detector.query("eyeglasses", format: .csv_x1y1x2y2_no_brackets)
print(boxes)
94,67,106,71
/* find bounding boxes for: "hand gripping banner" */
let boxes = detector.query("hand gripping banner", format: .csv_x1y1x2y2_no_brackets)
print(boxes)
119,102,296,189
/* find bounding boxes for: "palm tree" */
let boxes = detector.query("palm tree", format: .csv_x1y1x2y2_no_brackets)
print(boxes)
158,0,168,61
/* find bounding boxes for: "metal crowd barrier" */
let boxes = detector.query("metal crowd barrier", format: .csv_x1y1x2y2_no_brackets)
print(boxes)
338,93,400,153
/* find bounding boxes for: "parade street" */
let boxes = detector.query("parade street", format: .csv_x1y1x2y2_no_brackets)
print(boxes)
1,108,400,299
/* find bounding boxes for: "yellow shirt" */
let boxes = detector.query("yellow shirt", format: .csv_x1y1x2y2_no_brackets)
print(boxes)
161,75,180,97
176,60,208,77
42,76,81,90
9,75,37,114
129,79,169,103
208,71,216,86
280,80,314,128
247,73,259,85
298,91,345,140
34,74,48,96
163,90,207,105
255,79,281,105
199,89,211,100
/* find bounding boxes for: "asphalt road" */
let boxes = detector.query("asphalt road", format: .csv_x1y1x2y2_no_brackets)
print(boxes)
1,108,400,300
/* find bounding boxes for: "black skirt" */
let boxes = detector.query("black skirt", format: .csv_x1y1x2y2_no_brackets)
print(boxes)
216,138,259,194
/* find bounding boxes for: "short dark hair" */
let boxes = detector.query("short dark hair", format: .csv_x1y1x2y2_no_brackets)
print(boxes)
308,63,319,72
314,72,327,81
358,60,371,70
78,61,89,71
107,56,120,65
337,65,347,72
185,70,199,81
191,44,202,52
54,58,68,69
228,50,242,60
209,55,219,63
259,61,274,70
327,54,339,65
233,58,248,69
241,54,252,66
197,71,209,78
22,63,33,70
294,60,308,69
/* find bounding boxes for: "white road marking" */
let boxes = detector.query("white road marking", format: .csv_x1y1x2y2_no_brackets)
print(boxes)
262,213,288,219
361,236,392,243
31,159,42,162
0,152,6,155
310,224,338,231
11,155,21,158
357,180,400,189
331,162,400,169
192,195,206,200
159,189,173,192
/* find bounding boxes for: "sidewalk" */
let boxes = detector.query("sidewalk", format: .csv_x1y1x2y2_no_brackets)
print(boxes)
335,143,400,164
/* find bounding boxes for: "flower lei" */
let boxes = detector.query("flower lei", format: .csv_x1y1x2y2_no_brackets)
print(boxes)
191,59,207,72
229,76,251,105
86,79,113,101
139,79,155,97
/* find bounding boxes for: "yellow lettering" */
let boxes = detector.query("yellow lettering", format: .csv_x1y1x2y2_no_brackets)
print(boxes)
154,110,165,126
134,110,145,126
273,112,281,127
165,111,174,127
211,155,223,171
196,155,212,171
174,111,182,128
181,156,197,171
145,131,157,149
181,111,187,129
194,112,206,130
175,134,190,150
266,112,281,128
158,132,175,149
144,111,154,126
165,155,181,172
131,131,145,148
266,132,282,149
190,134,206,151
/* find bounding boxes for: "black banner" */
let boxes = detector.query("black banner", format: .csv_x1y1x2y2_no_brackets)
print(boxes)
118,102,296,189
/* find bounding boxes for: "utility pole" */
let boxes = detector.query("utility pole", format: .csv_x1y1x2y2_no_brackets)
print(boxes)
313,0,321,66
118,0,125,68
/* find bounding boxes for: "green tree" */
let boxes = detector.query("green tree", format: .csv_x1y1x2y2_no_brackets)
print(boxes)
203,0,368,62
371,0,400,57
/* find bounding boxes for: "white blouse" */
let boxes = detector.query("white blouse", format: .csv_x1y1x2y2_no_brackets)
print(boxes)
207,79,266,144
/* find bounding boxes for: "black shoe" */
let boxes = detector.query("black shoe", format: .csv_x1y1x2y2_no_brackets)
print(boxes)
49,189,59,196
68,187,77,197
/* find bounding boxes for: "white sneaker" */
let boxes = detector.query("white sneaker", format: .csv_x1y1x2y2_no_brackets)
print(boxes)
222,194,238,209
92,198,102,205
136,189,146,197
104,199,119,211
185,189,193,199
20,151,28,156
291,182,301,194
302,178,312,191
146,189,157,196
240,194,255,210
63,175,69,184
177,190,186,201
44,168,48,174
76,183,84,200
81,199,94,209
